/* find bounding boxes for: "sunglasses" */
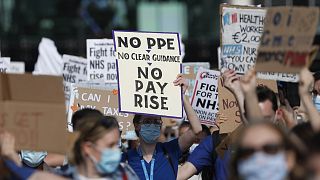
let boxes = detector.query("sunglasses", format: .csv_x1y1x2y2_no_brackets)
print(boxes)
238,143,284,159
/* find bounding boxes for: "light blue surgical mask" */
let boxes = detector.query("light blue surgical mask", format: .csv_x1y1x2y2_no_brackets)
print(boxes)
140,124,161,144
90,148,122,174
20,150,47,168
313,95,320,112
238,152,288,180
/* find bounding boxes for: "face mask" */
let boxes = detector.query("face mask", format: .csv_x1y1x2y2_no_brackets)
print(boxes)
189,144,199,153
90,148,122,174
313,95,320,112
20,150,47,168
140,124,161,144
238,152,288,180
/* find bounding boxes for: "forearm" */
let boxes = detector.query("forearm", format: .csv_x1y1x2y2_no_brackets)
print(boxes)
300,93,320,131
177,162,198,180
243,90,263,122
232,90,248,124
183,95,202,134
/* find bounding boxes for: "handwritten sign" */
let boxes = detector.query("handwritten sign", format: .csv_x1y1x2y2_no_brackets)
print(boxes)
87,39,117,83
62,54,87,102
191,68,220,126
256,7,319,73
113,31,183,118
0,57,10,73
220,5,266,74
218,77,278,134
67,84,134,139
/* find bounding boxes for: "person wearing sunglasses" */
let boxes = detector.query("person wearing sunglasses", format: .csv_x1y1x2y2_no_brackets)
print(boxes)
122,74,202,180
230,121,305,180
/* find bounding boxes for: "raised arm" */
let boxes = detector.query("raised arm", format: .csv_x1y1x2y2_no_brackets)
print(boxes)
177,162,198,180
222,69,247,123
299,68,320,131
174,74,202,152
240,68,264,122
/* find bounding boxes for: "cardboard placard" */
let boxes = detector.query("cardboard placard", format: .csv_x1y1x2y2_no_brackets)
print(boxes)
62,54,87,102
256,7,319,73
8,62,25,74
0,57,10,73
220,5,300,82
67,85,135,139
220,5,266,74
0,74,67,154
87,39,117,83
182,62,210,98
218,77,278,134
191,68,220,126
113,31,183,118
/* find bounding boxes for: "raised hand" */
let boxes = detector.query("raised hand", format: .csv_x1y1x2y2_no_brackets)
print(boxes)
173,74,189,94
240,68,257,93
222,69,241,94
299,67,314,96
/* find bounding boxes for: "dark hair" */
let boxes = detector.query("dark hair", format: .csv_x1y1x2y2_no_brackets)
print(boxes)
291,122,315,148
72,116,119,165
309,133,320,155
201,125,211,137
71,108,103,130
133,114,143,125
256,86,278,112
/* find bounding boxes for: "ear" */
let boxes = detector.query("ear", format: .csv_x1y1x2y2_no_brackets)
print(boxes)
81,142,93,156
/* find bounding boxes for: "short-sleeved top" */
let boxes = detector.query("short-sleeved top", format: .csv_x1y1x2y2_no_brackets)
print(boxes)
122,138,182,180
187,135,230,180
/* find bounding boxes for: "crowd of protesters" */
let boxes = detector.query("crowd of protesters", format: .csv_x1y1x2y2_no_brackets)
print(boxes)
1,66,320,180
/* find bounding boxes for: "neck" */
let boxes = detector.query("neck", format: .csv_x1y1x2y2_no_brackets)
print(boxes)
77,158,101,178
140,138,156,156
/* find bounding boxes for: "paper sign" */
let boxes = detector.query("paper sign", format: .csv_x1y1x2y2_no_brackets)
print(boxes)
0,74,67,154
62,54,87,102
191,68,220,126
182,62,210,98
113,31,183,118
220,5,266,74
67,84,134,139
0,57,10,73
256,7,319,73
8,62,25,74
218,77,278,134
87,39,117,83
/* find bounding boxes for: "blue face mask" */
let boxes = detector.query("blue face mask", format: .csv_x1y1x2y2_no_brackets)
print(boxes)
140,124,161,144
313,95,320,112
91,148,122,174
238,152,288,180
20,150,47,168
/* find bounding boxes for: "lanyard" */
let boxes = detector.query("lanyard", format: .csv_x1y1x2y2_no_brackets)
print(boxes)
141,158,155,180
138,147,156,180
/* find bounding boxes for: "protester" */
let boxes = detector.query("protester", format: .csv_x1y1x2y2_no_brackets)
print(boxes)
229,121,305,180
122,74,202,180
0,131,68,180
61,115,139,179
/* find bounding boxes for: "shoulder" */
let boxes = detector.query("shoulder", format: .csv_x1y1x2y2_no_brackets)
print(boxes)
120,163,140,180
162,138,179,148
